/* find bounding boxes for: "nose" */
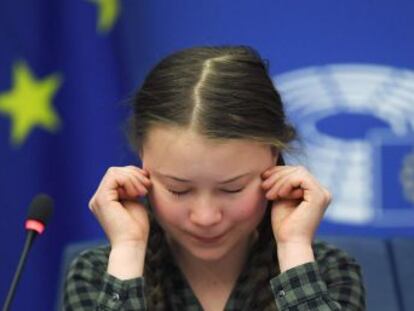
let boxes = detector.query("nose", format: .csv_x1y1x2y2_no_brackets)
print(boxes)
189,195,222,227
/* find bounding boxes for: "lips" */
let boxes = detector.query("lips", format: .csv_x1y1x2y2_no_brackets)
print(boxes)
190,232,226,244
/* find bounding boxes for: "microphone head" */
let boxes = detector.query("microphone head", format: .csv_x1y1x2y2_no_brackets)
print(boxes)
27,194,54,226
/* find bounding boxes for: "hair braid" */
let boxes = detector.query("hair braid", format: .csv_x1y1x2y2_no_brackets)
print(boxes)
144,214,170,310
246,202,280,310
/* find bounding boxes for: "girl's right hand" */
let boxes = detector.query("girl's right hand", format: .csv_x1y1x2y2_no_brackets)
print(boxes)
88,166,152,249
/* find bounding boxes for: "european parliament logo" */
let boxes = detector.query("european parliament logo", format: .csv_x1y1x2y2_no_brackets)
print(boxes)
275,64,414,228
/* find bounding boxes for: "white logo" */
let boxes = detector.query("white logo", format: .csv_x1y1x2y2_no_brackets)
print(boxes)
275,64,414,227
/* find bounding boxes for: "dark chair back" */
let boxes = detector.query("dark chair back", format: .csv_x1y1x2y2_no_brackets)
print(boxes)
390,238,414,311
320,236,400,311
55,239,107,311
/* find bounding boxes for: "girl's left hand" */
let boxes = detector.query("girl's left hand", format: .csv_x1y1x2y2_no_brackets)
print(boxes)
261,165,332,246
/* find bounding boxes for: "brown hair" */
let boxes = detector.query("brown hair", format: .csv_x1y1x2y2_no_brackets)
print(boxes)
127,45,296,310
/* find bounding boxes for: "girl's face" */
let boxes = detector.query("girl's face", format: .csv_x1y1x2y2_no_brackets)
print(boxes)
141,126,277,262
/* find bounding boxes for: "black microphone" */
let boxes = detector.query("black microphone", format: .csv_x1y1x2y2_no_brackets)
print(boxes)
2,194,54,311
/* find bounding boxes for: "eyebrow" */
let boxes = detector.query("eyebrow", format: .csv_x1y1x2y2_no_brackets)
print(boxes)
157,171,252,184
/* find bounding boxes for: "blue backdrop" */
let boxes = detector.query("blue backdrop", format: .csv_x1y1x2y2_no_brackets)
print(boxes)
0,1,413,310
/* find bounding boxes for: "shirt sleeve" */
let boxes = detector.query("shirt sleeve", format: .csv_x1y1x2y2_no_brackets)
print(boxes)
63,246,147,311
269,241,365,310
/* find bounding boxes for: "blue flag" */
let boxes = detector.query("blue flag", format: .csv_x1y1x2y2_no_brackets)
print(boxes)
0,0,135,309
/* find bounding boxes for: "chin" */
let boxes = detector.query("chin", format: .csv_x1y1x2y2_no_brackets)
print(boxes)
184,243,233,262
179,231,249,262
166,228,255,263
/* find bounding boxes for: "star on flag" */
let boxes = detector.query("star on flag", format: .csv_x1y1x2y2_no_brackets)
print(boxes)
0,61,62,147
89,0,121,33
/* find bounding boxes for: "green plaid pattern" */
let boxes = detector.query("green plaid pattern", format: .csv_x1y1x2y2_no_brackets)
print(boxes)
63,240,365,310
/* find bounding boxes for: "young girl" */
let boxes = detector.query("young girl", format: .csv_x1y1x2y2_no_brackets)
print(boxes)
63,45,365,310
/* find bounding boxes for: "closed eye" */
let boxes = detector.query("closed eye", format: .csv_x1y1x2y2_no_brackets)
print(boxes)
222,188,244,193
168,190,190,197
168,188,244,197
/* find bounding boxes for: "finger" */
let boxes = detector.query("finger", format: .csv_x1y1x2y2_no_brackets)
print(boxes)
123,166,152,188
276,170,305,198
108,168,147,195
117,187,129,200
97,166,121,190
124,165,148,175
262,166,296,189
266,166,313,200
262,165,288,179
277,169,327,205
262,168,300,201
93,166,151,204
289,188,305,199
263,166,298,190
117,173,143,199
128,165,151,178
113,168,148,198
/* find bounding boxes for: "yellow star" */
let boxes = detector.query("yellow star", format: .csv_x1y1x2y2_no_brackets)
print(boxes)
89,0,120,33
0,61,62,147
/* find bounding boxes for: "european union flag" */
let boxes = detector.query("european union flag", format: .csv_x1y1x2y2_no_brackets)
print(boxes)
0,0,135,309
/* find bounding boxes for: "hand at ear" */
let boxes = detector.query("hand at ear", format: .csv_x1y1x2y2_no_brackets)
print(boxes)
261,165,331,246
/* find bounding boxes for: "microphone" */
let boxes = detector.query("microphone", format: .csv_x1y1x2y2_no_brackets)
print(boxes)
2,194,54,311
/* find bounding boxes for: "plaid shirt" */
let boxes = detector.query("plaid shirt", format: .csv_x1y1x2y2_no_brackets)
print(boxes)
63,240,365,310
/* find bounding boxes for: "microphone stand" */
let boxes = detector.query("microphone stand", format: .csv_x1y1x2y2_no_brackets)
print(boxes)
2,231,37,311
